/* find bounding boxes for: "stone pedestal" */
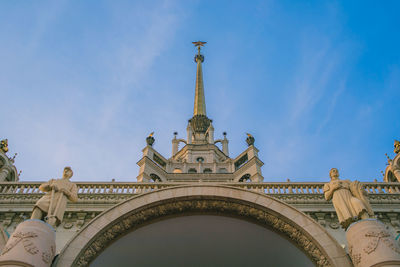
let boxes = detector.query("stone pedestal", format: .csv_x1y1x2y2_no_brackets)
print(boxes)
346,219,400,267
0,220,55,267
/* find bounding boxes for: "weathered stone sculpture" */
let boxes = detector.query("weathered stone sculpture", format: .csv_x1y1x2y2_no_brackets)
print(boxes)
31,167,78,227
324,168,374,229
0,139,19,182
146,132,155,146
384,140,400,182
246,133,255,146
0,139,8,153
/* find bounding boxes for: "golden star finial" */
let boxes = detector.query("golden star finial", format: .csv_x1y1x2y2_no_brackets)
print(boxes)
192,41,207,55
192,41,207,47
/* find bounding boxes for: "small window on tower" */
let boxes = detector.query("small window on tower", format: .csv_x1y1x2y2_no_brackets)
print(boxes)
196,157,204,163
173,168,182,173
188,168,197,173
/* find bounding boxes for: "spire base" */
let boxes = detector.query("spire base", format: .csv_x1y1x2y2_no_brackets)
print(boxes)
189,115,211,133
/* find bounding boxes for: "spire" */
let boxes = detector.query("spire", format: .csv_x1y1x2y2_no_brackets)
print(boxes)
192,41,207,116
189,41,211,136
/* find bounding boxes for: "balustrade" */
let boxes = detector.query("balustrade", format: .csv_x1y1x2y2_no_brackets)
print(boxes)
0,182,399,197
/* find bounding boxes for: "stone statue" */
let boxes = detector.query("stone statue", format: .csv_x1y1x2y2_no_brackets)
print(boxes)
0,139,8,153
324,168,374,229
384,140,400,182
31,167,78,227
146,132,155,146
246,133,255,146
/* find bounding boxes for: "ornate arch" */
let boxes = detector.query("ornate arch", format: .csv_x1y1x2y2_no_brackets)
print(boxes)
55,185,351,267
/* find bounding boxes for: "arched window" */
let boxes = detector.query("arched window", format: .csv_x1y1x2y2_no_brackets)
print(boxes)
203,168,212,173
239,174,251,182
188,168,197,173
218,168,228,173
150,174,162,182
173,168,182,173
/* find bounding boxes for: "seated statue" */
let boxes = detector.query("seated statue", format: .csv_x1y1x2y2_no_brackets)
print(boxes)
324,168,374,229
31,167,78,227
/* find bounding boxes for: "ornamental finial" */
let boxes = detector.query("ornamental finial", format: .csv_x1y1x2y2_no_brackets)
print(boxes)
0,139,8,153
192,41,207,54
146,132,155,146
394,140,400,154
192,41,206,63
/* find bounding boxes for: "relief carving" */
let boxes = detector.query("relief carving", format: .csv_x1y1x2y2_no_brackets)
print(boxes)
22,238,39,255
364,231,391,254
363,230,400,255
349,245,361,265
1,231,38,256
41,245,55,264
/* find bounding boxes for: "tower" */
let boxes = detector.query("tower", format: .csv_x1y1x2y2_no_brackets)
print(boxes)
136,42,264,182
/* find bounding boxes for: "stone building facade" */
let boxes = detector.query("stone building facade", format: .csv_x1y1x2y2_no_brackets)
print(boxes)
0,43,399,266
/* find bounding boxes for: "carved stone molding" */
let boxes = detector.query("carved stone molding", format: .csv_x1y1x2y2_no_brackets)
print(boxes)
72,197,332,267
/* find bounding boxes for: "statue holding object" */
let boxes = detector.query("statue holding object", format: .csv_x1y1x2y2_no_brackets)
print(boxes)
31,166,78,227
324,168,374,229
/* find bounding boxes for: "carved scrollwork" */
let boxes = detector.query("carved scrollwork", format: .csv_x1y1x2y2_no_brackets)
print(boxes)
73,197,332,267
364,230,400,254
42,245,55,264
63,222,73,229
349,245,361,265
1,231,38,256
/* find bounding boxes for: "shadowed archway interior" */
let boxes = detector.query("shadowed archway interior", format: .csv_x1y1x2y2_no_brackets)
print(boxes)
91,215,314,267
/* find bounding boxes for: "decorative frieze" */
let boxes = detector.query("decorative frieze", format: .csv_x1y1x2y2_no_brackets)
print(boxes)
74,198,331,267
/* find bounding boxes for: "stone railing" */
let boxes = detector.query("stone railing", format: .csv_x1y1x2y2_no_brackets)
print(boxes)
1,181,400,196
230,182,400,194
0,182,399,216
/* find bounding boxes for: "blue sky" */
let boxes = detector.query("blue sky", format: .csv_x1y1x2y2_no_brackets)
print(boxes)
1,1,399,182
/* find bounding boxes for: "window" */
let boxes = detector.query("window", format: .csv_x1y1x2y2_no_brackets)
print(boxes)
203,168,212,173
234,154,248,170
150,174,161,182
173,168,182,173
153,154,166,168
188,168,197,173
239,174,251,182
218,168,228,173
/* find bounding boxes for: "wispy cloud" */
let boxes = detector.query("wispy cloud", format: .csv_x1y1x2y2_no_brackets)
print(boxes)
316,79,347,134
1,1,188,181
288,37,343,125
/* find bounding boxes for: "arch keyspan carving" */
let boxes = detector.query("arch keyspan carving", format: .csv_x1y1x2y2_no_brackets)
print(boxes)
56,185,351,267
